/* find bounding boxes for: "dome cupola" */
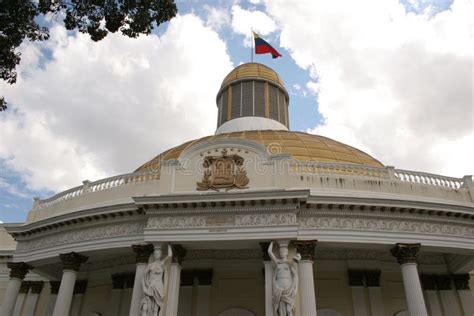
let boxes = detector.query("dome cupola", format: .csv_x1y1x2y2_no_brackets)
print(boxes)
215,63,290,134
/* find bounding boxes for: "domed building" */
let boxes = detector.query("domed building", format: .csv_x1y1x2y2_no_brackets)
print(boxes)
0,63,473,316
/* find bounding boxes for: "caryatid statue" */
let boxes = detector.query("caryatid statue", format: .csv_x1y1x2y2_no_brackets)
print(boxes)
268,240,301,316
140,244,172,316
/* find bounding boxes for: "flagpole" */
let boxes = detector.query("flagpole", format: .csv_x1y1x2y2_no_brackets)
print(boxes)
251,28,254,63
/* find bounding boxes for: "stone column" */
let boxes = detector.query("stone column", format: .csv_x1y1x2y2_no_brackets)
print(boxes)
52,252,88,316
420,274,442,316
294,240,318,316
122,273,136,316
453,274,474,316
436,275,462,316
13,281,31,316
195,269,213,316
70,280,88,316
46,281,60,316
22,281,44,316
129,244,154,316
366,270,384,316
178,270,194,316
260,242,274,316
390,243,428,316
108,273,125,316
166,244,186,316
348,270,369,316
0,262,32,316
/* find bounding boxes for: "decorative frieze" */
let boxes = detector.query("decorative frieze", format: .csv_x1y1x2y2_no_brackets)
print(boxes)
147,216,206,229
30,281,44,294
236,213,297,226
390,243,421,264
452,274,470,290
293,240,317,261
7,262,32,280
132,244,154,264
59,252,88,271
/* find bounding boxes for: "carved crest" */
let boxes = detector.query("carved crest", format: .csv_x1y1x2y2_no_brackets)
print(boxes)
197,149,249,191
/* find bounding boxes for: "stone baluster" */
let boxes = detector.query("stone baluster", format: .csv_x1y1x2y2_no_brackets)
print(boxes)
129,244,154,316
166,244,186,316
366,270,384,316
294,240,318,316
22,281,44,316
390,243,428,316
259,242,274,316
195,269,213,316
70,280,88,316
348,270,369,316
108,273,125,316
13,281,31,316
0,262,32,316
420,274,442,316
452,274,474,316
46,281,60,316
436,275,462,316
52,252,88,316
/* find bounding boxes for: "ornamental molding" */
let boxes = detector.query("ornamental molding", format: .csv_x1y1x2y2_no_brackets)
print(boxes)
146,213,297,229
146,204,299,216
15,222,144,253
299,216,474,238
185,249,261,260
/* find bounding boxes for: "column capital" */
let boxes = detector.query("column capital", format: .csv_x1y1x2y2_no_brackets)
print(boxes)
111,273,125,290
50,281,61,294
259,242,271,261
452,274,470,290
420,274,437,290
293,240,318,261
19,281,32,293
59,252,88,271
348,270,365,287
7,262,32,280
132,244,154,264
30,281,44,294
365,270,381,287
171,244,187,265
435,275,452,290
74,280,88,294
390,243,421,264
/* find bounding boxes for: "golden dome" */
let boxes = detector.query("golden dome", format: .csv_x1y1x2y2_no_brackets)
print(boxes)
135,130,383,173
220,63,286,91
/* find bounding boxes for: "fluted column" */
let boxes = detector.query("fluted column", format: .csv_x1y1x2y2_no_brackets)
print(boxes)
22,281,44,316
52,252,88,316
108,273,125,316
366,270,385,316
420,274,442,316
70,280,88,316
195,269,213,316
166,244,186,316
348,270,368,316
453,274,474,316
129,244,154,316
436,275,462,316
46,281,60,316
390,243,428,316
13,281,31,316
0,262,32,316
259,242,273,316
294,240,317,316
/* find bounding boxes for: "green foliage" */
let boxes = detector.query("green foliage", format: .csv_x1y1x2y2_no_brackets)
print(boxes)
0,0,177,111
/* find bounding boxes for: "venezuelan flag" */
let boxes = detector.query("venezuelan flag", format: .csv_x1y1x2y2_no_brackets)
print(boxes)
253,32,282,59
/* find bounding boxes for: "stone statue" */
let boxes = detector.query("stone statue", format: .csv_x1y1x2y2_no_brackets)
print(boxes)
140,244,172,316
268,240,301,316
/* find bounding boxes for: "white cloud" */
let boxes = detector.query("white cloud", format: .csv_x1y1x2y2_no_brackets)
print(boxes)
231,5,277,46
265,0,473,177
204,5,231,31
0,178,29,198
0,14,233,192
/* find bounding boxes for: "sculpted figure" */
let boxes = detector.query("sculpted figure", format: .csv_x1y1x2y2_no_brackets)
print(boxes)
140,244,172,316
268,240,301,316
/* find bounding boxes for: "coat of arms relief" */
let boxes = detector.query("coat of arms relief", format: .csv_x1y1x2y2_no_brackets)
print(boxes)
196,149,249,191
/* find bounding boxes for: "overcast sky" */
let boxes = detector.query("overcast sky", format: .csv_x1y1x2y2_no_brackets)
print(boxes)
0,0,472,222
